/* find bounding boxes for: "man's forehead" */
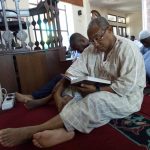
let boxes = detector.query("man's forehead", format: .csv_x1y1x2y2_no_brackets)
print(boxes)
89,24,101,31
88,27,103,40
88,25,101,36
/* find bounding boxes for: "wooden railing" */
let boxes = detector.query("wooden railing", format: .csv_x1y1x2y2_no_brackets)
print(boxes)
0,47,72,93
0,0,62,55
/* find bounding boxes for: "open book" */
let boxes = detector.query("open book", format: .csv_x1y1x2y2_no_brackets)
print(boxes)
63,75,111,86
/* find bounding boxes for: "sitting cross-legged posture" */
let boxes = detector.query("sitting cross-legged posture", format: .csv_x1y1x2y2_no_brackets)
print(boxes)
0,16,146,148
16,32,89,110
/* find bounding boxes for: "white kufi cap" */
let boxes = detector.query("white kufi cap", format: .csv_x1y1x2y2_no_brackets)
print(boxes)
139,30,150,40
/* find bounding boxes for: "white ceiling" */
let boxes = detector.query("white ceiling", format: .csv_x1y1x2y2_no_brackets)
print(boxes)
89,0,142,13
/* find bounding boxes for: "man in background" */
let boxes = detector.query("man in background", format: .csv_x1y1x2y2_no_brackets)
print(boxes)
130,35,143,48
16,33,89,110
139,30,150,83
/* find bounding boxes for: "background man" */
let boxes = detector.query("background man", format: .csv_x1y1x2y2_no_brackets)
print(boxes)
16,33,89,110
139,30,150,83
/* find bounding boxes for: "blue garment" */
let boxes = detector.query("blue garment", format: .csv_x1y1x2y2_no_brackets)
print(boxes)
143,51,150,81
140,46,150,55
32,74,62,99
140,46,150,82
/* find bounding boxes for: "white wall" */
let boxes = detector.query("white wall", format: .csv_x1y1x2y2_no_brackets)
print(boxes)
71,0,91,38
90,6,142,39
5,0,29,9
71,0,128,38
90,6,126,18
126,12,142,39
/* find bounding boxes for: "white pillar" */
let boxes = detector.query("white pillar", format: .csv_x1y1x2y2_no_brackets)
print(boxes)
82,0,91,37
142,0,150,30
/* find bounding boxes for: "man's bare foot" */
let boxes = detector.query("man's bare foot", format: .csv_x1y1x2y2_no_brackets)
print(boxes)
25,100,46,109
33,128,75,148
16,92,33,103
25,94,52,109
0,128,32,147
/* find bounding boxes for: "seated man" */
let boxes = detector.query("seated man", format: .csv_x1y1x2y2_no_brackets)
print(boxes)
130,35,143,48
16,33,89,110
0,16,146,148
130,35,135,41
139,30,150,83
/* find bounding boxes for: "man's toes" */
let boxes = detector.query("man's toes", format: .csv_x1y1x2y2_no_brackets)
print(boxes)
33,132,42,139
1,140,12,147
33,139,43,148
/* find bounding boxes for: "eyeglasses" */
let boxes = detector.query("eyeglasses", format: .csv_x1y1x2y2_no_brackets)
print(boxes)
90,28,107,45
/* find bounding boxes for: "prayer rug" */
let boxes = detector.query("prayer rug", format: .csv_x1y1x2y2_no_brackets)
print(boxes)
109,113,150,150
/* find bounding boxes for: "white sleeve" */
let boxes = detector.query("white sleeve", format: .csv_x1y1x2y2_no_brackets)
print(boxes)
66,49,89,77
110,44,146,96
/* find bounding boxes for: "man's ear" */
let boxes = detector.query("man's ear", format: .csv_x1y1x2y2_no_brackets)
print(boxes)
81,38,85,43
107,25,113,33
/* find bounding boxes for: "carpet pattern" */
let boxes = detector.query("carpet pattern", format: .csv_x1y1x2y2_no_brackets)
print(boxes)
109,113,150,150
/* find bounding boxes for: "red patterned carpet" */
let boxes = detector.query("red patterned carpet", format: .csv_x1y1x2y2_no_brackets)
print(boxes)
0,95,150,150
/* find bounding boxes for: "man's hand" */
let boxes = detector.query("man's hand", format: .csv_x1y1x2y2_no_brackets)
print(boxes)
75,84,97,94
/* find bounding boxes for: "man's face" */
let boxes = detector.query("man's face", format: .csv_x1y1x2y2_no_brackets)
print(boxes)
72,39,89,53
87,25,111,53
141,37,150,48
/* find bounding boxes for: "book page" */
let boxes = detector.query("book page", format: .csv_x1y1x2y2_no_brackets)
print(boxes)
71,76,111,86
